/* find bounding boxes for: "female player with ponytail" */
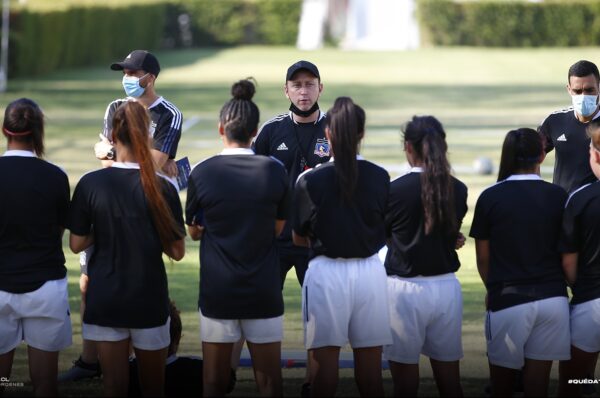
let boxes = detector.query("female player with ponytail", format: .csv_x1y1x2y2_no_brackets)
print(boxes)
292,97,392,397
470,128,569,396
186,79,289,397
383,116,467,397
68,100,185,396
0,98,71,396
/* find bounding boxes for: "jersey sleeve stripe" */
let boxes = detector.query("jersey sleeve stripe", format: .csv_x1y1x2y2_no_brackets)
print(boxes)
254,113,288,142
565,182,593,208
160,101,183,154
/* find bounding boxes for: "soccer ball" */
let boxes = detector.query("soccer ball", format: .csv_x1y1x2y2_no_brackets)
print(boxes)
473,157,493,175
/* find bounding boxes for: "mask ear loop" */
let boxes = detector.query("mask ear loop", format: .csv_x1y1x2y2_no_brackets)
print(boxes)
139,73,152,89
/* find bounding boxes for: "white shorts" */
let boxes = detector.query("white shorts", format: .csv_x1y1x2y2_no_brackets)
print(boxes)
199,311,283,344
570,297,600,353
0,277,72,354
486,296,570,369
79,245,94,275
383,273,463,364
303,254,392,350
83,318,170,351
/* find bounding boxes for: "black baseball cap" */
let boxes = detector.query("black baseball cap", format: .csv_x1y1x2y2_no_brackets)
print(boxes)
286,60,320,81
110,50,160,77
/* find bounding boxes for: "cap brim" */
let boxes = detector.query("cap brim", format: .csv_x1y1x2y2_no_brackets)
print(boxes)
110,62,140,71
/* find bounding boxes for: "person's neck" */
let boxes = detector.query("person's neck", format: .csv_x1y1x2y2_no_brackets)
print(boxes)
115,144,136,163
514,165,540,176
7,141,34,152
223,139,252,149
292,109,319,124
137,89,160,108
576,107,600,123
407,157,423,168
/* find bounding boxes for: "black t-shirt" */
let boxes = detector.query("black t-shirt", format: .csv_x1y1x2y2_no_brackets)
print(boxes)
185,149,290,319
384,168,468,277
68,163,185,328
103,97,183,158
0,151,69,293
560,181,600,304
539,107,599,193
129,355,203,397
469,175,568,312
253,111,329,245
293,158,389,260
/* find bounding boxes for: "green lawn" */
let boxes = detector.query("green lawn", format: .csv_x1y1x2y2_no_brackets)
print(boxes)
2,46,598,396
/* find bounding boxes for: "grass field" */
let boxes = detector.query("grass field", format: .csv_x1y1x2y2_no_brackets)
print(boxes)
2,46,599,396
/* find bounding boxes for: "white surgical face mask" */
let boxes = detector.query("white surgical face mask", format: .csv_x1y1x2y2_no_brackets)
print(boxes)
122,73,148,98
572,94,599,117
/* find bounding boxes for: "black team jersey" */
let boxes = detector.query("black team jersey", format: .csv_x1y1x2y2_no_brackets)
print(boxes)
0,151,69,293
384,168,468,277
253,111,329,245
293,158,389,260
469,175,568,312
103,97,183,159
539,107,600,193
560,181,600,305
68,163,184,328
185,149,290,319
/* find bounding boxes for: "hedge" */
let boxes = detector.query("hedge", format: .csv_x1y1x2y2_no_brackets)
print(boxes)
418,0,600,47
6,0,301,77
170,0,301,46
11,4,166,76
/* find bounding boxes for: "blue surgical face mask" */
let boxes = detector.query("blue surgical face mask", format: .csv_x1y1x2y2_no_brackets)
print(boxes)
572,94,599,117
122,73,148,98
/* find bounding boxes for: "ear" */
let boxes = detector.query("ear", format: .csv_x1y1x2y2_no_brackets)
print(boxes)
143,73,155,88
538,149,547,164
284,83,290,100
250,128,258,138
594,147,600,165
566,83,572,96
318,82,323,95
218,122,225,136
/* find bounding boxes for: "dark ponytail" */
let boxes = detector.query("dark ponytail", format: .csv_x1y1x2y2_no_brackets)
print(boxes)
497,128,542,182
326,97,365,204
219,78,260,144
2,98,45,157
112,101,183,251
403,115,457,236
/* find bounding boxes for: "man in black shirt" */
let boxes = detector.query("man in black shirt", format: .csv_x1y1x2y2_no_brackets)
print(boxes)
252,60,328,397
540,60,600,193
95,50,183,177
253,60,329,287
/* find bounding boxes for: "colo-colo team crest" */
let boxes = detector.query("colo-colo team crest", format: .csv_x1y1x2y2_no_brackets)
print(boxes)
314,138,330,158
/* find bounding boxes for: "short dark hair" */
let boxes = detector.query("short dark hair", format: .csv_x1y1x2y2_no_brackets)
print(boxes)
587,119,600,151
568,60,600,84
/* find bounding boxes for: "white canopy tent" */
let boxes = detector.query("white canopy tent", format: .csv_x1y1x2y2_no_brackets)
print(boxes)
296,0,420,51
